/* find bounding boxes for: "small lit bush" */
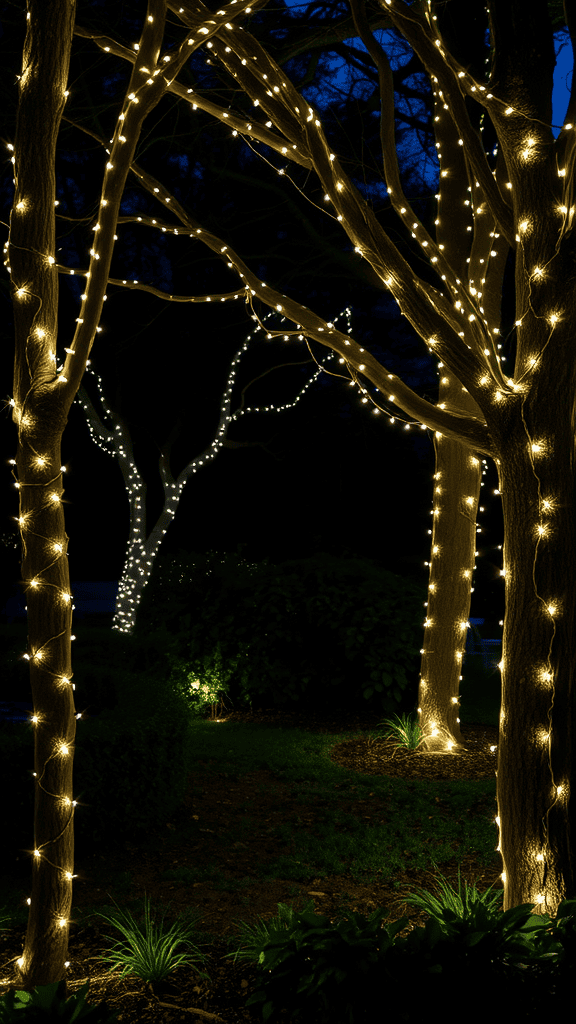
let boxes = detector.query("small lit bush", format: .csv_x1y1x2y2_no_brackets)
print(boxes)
169,642,233,719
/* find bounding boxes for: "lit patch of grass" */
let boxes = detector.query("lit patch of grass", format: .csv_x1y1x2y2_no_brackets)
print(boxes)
179,715,498,882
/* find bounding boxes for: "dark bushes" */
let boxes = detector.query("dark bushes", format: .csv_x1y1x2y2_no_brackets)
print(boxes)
135,548,426,716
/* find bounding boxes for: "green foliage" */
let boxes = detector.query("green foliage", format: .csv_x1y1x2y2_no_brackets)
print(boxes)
227,886,576,1023
136,548,426,715
0,980,118,1022
227,899,398,1023
376,711,423,749
169,643,233,719
396,859,504,919
92,894,211,985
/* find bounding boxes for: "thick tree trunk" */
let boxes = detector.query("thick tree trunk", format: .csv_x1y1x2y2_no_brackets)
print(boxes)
496,403,576,913
17,448,76,987
8,0,77,989
417,374,482,752
413,11,502,754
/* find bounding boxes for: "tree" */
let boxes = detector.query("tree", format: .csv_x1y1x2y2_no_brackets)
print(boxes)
76,307,342,633
6,0,281,989
8,0,575,992
8,0,78,989
149,0,574,916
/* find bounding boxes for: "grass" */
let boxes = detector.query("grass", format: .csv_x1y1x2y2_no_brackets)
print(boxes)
0,652,502,892
164,716,499,884
0,644,504,965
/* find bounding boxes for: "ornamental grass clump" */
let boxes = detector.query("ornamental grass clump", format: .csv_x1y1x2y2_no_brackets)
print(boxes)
393,859,504,921
376,711,423,750
93,895,211,985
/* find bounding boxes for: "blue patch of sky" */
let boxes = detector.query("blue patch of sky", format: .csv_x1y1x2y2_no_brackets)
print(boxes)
553,28,573,136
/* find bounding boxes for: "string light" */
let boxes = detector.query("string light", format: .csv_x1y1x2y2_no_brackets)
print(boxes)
8,0,570,968
349,0,575,916
78,307,354,633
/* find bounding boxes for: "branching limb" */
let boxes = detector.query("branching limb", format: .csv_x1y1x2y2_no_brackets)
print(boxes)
349,0,497,368
71,1,498,401
73,0,314,172
61,2,172,397
380,0,515,246
67,2,497,456
118,199,494,456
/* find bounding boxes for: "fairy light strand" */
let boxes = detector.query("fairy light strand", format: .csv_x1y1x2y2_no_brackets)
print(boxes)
77,308,348,633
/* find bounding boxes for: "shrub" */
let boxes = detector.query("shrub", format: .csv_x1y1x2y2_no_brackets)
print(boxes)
1,659,194,859
137,548,426,716
0,980,119,1022
70,627,143,714
226,895,576,1023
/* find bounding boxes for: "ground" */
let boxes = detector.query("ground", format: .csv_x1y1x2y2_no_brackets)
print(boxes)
0,707,505,1022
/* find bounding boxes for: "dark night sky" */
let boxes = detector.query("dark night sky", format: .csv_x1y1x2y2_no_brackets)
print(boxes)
2,1,571,623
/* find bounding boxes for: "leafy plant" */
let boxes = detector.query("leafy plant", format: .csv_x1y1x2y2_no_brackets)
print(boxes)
92,894,211,985
226,899,401,1023
376,711,423,750
188,674,231,719
0,980,119,1022
226,902,303,967
226,886,576,1023
169,641,233,719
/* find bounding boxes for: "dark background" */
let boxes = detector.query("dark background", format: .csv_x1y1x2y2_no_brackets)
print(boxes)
1,0,554,627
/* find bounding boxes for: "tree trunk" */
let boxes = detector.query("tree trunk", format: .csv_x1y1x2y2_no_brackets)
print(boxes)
8,0,77,988
413,20,500,753
18,451,76,987
496,403,576,912
417,372,482,752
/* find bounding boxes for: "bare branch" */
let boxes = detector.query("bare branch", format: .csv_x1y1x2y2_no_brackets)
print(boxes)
118,179,494,456
349,0,497,363
380,0,516,246
70,0,504,403
73,4,314,172
57,264,245,305
62,5,173,395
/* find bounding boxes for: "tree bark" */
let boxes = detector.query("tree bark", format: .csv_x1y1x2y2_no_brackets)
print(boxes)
417,374,482,752
9,0,176,986
495,398,576,912
9,0,77,989
414,39,489,752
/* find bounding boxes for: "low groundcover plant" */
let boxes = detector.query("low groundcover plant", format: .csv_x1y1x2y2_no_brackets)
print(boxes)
0,980,119,1022
92,894,211,986
3,873,575,1022
225,865,576,1023
394,858,504,919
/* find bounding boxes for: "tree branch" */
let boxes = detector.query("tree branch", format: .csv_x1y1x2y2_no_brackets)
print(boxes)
119,174,495,456
381,0,516,247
